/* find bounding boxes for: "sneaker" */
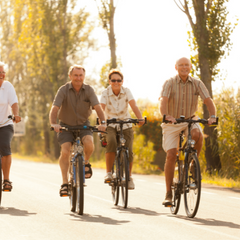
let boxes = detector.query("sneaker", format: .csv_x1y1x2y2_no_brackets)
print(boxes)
162,191,172,206
128,177,135,190
104,173,113,183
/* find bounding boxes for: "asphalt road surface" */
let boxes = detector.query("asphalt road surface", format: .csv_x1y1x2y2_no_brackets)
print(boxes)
0,159,240,240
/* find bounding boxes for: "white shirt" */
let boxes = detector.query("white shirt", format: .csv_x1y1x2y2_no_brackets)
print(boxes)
0,81,18,127
100,86,134,130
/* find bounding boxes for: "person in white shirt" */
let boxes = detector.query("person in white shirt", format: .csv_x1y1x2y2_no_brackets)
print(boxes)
100,69,144,189
0,61,21,191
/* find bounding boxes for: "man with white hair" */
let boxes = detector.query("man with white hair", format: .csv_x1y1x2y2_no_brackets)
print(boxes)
159,57,217,206
0,61,21,191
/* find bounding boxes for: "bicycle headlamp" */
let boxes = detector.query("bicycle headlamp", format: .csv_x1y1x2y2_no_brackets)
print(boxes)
188,140,195,147
120,138,126,146
77,145,83,153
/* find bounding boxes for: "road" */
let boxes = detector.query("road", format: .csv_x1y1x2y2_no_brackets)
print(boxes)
0,159,240,240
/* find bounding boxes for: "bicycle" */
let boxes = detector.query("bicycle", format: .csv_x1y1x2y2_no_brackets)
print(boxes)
51,124,106,215
0,115,15,205
102,117,147,208
162,115,218,218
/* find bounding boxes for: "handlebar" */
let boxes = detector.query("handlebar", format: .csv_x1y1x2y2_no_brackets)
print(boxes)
50,125,107,134
105,117,147,126
162,115,218,126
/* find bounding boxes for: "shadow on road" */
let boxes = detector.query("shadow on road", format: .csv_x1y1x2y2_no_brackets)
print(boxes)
114,206,164,216
0,207,37,217
172,215,240,229
66,213,130,225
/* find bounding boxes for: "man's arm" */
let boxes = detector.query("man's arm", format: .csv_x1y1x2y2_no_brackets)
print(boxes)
11,102,21,123
128,99,144,126
94,104,106,131
49,105,61,132
203,97,217,124
159,96,176,123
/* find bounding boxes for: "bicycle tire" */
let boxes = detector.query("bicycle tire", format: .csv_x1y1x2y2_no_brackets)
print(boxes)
111,158,119,205
120,150,129,208
76,155,84,215
0,156,2,206
170,159,182,215
69,163,76,212
184,153,201,218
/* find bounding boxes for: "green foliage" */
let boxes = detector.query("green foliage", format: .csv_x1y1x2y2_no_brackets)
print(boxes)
0,0,96,158
187,0,238,80
133,134,158,172
214,88,240,180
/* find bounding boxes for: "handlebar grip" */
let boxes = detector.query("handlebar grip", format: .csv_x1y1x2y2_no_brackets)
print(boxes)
96,117,99,125
163,115,170,123
50,127,54,131
144,116,147,124
212,117,218,126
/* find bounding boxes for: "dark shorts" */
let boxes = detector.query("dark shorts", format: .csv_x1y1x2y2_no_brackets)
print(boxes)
57,129,93,146
106,127,134,162
0,125,14,156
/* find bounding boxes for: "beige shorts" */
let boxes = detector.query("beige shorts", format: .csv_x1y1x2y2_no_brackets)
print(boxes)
161,122,202,152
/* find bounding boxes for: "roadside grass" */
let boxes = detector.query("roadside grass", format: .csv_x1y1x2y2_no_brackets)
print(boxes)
12,154,240,189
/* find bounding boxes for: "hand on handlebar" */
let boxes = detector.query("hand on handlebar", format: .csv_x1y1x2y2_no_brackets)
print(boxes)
138,119,145,126
208,117,217,125
13,115,21,123
165,115,177,124
51,124,62,133
97,124,106,132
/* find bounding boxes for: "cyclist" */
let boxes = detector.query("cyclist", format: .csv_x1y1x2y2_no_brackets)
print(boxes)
100,69,144,190
159,57,216,206
49,64,106,197
0,61,21,191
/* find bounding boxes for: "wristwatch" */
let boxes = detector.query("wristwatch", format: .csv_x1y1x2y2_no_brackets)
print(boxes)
210,115,216,118
101,121,106,124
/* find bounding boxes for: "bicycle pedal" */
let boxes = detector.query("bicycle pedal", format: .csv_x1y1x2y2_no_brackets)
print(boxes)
165,204,172,208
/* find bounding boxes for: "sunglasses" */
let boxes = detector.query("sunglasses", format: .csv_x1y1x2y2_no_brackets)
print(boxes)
110,79,122,83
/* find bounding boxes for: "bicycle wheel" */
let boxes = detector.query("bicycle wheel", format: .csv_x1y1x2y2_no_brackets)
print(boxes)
0,156,2,206
184,153,201,218
120,151,129,208
76,155,84,215
170,159,182,215
111,158,119,205
69,163,76,212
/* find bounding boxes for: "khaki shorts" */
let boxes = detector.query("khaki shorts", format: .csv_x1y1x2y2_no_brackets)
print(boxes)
106,126,134,162
161,122,202,152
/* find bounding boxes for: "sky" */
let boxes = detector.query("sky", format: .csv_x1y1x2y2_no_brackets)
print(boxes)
78,0,240,103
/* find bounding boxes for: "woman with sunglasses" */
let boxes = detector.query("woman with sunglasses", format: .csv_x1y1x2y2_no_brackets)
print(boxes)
100,69,144,189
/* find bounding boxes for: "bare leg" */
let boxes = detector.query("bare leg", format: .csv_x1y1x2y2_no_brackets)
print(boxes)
59,142,71,184
165,148,177,193
2,155,12,184
82,135,94,178
191,128,203,157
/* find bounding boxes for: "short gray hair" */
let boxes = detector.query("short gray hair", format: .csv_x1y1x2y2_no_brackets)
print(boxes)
68,64,85,75
0,61,5,67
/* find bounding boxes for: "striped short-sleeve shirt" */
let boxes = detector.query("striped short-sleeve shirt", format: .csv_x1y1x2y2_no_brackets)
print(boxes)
160,75,210,119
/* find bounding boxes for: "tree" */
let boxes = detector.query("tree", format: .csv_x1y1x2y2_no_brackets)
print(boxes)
174,0,238,173
0,0,95,159
95,0,118,87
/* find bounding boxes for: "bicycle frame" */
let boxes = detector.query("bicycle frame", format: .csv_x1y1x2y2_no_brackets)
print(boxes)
70,136,85,186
